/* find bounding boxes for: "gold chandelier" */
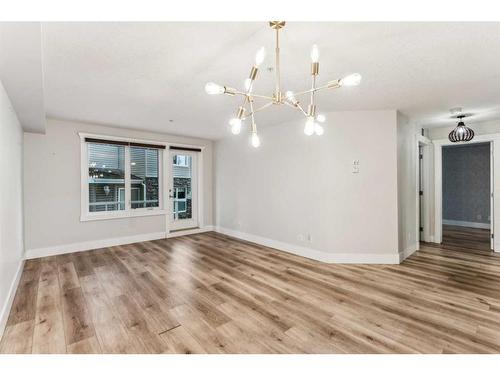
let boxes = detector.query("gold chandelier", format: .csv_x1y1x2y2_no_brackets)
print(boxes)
205,21,362,147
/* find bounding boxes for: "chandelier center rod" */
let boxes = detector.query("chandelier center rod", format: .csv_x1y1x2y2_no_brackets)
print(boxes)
269,21,285,104
275,27,281,103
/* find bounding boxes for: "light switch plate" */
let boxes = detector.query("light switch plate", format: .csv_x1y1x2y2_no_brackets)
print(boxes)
352,160,360,173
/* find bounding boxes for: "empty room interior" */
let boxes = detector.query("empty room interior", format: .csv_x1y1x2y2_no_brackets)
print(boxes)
2,19,500,356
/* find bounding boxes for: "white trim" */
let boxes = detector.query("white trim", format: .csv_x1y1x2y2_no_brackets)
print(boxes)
215,227,400,264
165,143,206,235
80,137,88,219
78,132,170,148
417,134,432,146
168,149,201,232
399,243,418,263
166,226,214,238
80,209,167,222
0,259,25,340
198,150,205,229
433,133,500,251
442,219,491,229
25,232,166,260
416,134,432,248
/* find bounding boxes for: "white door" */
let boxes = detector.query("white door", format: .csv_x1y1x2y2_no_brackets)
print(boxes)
169,150,199,231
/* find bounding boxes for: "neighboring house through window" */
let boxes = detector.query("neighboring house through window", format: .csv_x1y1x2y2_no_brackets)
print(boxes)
81,136,165,220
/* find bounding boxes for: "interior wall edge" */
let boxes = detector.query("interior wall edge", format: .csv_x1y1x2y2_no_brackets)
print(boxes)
0,259,25,341
0,79,26,342
399,243,419,263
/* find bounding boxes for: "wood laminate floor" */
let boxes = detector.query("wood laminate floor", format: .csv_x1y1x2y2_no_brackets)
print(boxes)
2,231,500,354
441,225,491,252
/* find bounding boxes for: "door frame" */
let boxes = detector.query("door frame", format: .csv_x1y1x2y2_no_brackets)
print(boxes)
165,144,205,234
433,134,500,251
416,134,432,249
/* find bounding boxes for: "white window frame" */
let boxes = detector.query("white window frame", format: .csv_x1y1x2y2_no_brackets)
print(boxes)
79,132,167,221
168,149,200,231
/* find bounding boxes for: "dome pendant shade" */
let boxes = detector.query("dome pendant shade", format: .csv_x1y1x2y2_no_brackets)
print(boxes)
448,117,474,143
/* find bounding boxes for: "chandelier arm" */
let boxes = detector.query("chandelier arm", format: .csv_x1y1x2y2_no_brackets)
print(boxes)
310,75,316,106
275,27,281,100
296,103,308,117
284,101,308,117
232,90,274,101
293,84,334,97
248,93,275,100
249,99,257,133
242,101,274,120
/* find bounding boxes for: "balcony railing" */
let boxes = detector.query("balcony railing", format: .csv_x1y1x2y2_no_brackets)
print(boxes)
89,199,159,211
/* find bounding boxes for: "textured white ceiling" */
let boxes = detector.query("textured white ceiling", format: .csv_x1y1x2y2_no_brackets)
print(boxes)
0,22,46,133
38,22,500,139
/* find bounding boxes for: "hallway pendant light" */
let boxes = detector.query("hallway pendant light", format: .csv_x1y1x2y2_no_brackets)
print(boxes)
448,115,474,143
205,21,362,147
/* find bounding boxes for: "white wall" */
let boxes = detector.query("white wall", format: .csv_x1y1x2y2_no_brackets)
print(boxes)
397,112,418,259
23,118,214,256
215,110,402,263
0,80,25,338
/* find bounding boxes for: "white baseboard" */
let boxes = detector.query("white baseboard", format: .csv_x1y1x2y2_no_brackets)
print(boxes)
167,226,214,238
442,219,490,229
399,243,418,262
215,226,400,264
0,259,25,341
25,232,167,259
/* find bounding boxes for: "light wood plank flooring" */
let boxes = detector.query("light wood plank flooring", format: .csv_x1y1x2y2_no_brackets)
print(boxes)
442,224,491,252
2,231,500,354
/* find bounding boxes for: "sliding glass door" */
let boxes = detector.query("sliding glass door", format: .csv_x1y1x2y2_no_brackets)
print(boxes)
169,150,198,231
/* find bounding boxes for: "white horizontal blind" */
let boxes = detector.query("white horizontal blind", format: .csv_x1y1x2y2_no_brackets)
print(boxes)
88,143,125,170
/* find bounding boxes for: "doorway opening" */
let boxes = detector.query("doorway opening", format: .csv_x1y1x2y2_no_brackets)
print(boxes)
441,142,492,252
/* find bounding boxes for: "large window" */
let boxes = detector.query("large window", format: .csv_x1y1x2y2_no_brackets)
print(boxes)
81,136,165,220
130,147,160,209
88,143,125,212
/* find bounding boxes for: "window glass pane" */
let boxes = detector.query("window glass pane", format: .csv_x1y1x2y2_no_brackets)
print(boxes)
130,147,160,209
172,153,192,220
173,155,190,166
176,188,186,199
88,143,125,212
178,201,187,212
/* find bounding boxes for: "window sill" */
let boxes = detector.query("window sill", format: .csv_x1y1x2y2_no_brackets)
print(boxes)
80,209,167,222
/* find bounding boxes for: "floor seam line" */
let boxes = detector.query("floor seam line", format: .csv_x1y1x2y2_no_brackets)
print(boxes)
158,324,181,335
